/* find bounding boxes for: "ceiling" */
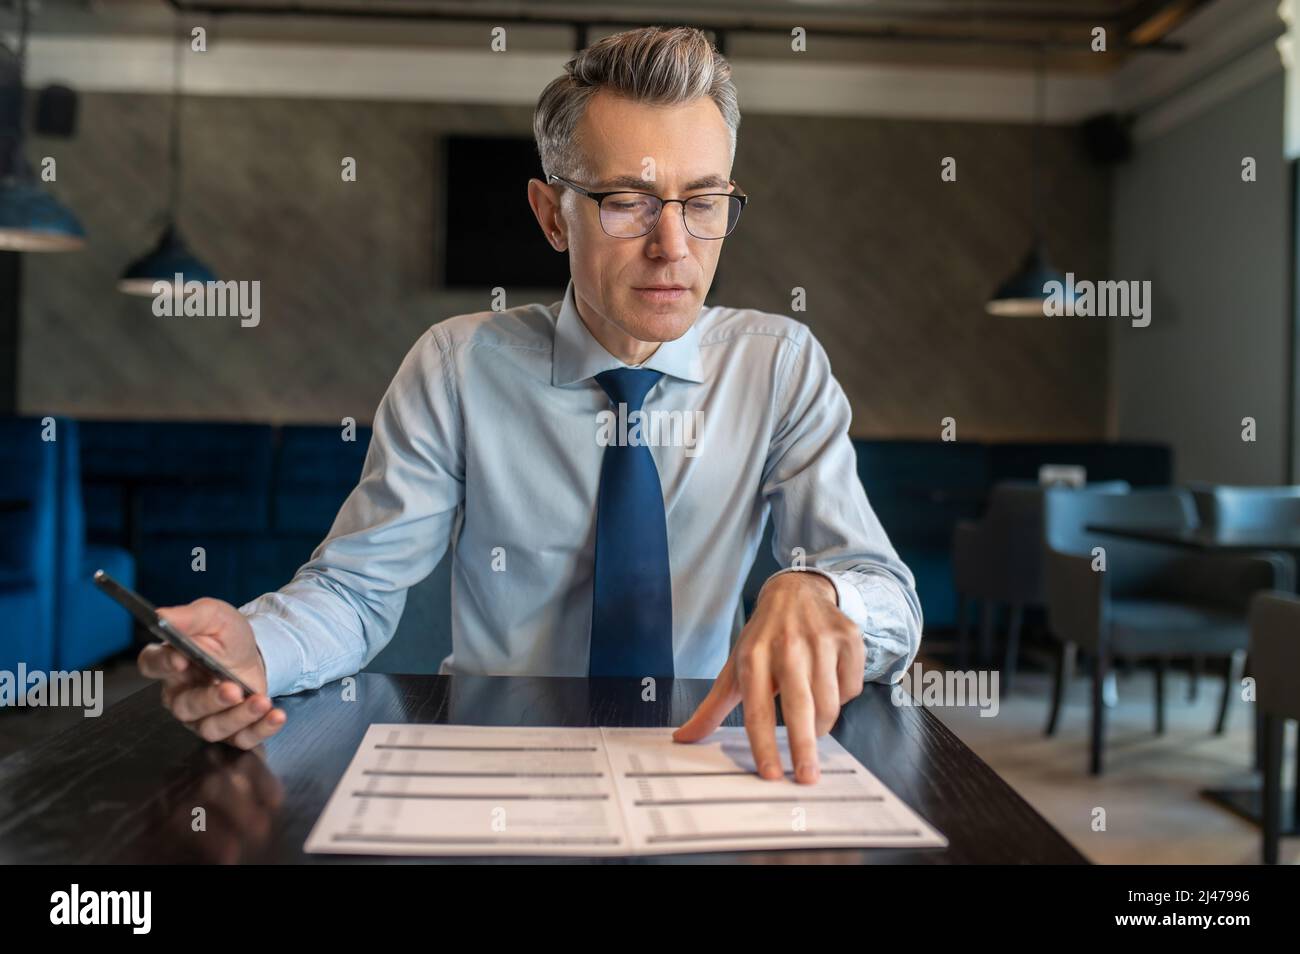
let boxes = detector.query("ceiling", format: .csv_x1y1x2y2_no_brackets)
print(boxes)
41,0,1219,72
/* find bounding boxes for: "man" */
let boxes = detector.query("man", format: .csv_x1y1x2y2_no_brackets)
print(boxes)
138,25,922,785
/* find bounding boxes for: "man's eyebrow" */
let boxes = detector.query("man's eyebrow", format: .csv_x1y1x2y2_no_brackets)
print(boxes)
594,173,731,192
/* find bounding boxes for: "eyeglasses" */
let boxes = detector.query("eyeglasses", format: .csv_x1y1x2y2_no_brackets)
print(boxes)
546,174,747,240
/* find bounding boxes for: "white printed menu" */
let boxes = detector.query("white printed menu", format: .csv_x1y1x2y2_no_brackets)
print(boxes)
304,723,947,856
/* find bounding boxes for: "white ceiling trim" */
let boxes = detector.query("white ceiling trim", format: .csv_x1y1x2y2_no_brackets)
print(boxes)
24,34,1114,123
16,0,1287,135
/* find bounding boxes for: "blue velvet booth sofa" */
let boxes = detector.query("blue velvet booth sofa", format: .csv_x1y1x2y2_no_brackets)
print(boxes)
4,415,1172,676
76,421,372,614
0,417,136,674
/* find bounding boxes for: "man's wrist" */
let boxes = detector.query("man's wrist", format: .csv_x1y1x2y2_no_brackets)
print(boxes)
759,567,838,606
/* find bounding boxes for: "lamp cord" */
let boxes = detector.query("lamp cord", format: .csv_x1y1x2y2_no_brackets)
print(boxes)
2,0,31,179
168,17,184,219
1030,44,1045,245
15,0,26,119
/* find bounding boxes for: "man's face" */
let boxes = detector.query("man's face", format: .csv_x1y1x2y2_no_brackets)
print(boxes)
540,90,735,350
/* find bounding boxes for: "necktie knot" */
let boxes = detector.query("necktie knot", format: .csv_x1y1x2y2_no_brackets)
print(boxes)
595,368,663,411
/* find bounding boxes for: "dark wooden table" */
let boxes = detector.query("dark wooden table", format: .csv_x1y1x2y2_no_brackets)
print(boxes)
1087,522,1299,835
0,674,1086,864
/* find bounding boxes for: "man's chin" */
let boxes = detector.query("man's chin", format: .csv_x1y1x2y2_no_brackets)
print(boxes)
625,298,701,342
629,315,696,343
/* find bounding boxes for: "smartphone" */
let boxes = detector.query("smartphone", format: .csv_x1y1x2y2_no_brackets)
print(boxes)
93,569,256,697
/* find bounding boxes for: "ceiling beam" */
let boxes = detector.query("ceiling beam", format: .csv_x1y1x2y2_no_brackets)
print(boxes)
162,0,1186,54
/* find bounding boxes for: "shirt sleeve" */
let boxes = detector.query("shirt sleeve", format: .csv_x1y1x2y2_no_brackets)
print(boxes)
239,325,465,697
759,324,923,684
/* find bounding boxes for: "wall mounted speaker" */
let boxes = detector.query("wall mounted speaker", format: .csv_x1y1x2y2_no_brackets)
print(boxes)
35,84,78,137
1078,112,1134,164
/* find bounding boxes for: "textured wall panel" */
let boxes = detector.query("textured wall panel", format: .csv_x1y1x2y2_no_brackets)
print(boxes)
23,92,1110,439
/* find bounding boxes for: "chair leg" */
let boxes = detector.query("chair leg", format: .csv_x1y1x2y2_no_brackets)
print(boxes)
1091,647,1109,776
1187,653,1203,702
1216,649,1246,735
1003,603,1024,694
1046,640,1075,737
1255,710,1265,772
1262,713,1282,865
1293,721,1300,835
1154,657,1166,735
978,600,996,665
1241,653,1264,769
956,594,970,670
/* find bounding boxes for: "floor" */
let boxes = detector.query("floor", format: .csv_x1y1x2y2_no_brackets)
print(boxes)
923,649,1299,864
2,646,1295,864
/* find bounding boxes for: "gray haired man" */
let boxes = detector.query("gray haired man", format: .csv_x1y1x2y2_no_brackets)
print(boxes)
138,26,922,786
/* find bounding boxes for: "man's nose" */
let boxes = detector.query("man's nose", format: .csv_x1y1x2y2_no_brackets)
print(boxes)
647,203,691,260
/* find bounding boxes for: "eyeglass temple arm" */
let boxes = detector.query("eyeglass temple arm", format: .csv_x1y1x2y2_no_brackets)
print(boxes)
546,173,588,194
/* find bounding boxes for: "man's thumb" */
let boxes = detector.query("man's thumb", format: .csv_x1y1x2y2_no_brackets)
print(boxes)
156,599,218,637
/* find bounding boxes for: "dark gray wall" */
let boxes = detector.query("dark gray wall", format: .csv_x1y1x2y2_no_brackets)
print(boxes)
1110,72,1290,485
24,92,1112,440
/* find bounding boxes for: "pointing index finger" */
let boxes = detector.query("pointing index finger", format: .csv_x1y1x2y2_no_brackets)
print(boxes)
673,655,740,743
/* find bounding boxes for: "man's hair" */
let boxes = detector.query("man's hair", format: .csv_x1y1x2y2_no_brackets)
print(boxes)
533,26,740,182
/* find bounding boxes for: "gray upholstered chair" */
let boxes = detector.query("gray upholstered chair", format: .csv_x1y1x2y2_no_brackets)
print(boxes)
1190,484,1300,534
1249,591,1300,864
952,480,1128,690
1184,484,1300,708
1042,487,1289,775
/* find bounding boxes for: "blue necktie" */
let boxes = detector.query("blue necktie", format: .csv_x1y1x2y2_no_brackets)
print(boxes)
589,368,675,677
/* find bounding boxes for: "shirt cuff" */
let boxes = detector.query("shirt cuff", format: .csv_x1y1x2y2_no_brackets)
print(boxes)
239,605,304,699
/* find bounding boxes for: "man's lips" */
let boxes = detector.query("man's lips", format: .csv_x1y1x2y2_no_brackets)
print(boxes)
633,286,688,301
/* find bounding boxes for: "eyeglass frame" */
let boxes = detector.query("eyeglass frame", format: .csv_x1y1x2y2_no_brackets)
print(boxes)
545,173,748,240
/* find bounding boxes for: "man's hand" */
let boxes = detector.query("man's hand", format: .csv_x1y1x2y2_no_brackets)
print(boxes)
136,598,287,750
673,572,865,784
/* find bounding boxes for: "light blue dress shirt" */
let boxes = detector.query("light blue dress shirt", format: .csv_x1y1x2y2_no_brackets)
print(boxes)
240,279,923,697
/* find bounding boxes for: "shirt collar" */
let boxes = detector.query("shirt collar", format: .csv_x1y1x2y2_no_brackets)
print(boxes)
551,278,705,387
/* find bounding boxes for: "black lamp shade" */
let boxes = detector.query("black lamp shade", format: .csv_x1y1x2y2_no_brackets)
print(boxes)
0,176,86,251
117,223,216,296
985,240,1073,317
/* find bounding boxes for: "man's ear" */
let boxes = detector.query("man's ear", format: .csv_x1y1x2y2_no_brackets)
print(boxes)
526,178,567,252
